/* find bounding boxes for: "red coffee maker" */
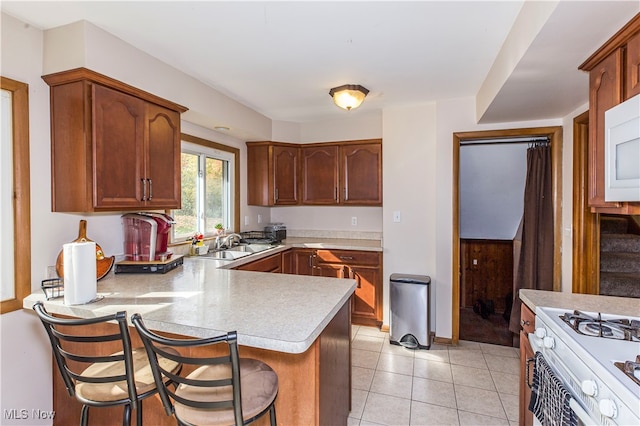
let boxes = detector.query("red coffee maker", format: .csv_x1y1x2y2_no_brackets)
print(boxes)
122,213,175,261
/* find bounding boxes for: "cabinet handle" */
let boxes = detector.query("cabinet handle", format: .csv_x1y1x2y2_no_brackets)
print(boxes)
275,188,279,202
343,187,348,201
520,319,530,327
339,256,354,261
308,255,313,268
148,178,153,200
141,178,147,201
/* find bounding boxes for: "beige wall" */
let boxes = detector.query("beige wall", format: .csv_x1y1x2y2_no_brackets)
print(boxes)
1,13,55,424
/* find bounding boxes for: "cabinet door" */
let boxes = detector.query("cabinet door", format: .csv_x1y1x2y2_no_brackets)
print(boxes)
626,30,640,98
294,249,315,276
145,103,181,208
93,84,145,209
588,48,624,210
235,253,282,273
315,263,346,278
350,265,382,326
247,144,271,206
301,146,339,205
519,304,535,426
340,143,382,205
282,249,295,274
273,145,299,205
315,249,382,326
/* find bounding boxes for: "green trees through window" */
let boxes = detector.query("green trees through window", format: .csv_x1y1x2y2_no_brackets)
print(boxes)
173,138,234,242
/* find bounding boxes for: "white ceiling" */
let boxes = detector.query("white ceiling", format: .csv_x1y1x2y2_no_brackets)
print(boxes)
2,1,639,125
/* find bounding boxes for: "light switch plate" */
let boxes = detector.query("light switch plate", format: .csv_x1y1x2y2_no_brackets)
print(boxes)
393,211,401,222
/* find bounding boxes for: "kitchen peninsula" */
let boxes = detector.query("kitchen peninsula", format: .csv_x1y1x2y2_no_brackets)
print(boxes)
23,258,356,425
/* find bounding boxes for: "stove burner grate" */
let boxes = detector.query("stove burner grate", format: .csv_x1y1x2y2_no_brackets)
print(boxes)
560,310,640,341
585,322,614,337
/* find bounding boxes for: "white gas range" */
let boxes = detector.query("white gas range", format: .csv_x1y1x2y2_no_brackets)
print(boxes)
529,306,640,426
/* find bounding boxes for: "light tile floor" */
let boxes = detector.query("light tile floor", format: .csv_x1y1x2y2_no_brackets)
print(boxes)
348,325,520,426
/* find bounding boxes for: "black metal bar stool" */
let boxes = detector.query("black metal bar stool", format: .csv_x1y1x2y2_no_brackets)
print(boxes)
132,313,278,426
33,302,182,425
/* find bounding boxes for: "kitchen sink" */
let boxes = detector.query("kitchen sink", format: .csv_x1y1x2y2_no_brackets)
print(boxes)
225,244,273,254
199,243,275,261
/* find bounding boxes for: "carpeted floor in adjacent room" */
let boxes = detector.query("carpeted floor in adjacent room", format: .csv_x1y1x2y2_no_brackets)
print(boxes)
459,307,515,347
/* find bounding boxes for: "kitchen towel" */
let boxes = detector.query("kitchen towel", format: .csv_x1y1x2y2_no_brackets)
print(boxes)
529,351,578,426
63,241,97,305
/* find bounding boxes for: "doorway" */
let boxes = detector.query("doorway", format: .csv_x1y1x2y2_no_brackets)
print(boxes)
451,126,563,345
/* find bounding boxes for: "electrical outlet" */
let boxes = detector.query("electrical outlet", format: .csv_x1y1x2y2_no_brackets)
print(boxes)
257,214,262,224
351,217,357,226
244,215,249,226
47,265,57,278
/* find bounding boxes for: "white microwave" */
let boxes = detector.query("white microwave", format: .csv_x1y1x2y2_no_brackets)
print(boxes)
604,93,640,202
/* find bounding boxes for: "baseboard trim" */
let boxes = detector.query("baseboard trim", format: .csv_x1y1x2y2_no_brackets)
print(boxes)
433,336,453,345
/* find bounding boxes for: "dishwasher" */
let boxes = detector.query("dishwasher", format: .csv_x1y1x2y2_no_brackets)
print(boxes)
389,273,431,349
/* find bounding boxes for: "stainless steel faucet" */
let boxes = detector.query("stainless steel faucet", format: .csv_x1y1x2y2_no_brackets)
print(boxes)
219,233,241,249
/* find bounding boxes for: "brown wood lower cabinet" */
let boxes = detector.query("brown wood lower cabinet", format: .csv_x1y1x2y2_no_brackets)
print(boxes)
519,303,535,426
234,248,383,327
293,248,315,276
234,252,282,272
314,249,383,327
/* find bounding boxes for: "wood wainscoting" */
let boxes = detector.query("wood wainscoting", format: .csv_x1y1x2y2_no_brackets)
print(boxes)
460,239,514,314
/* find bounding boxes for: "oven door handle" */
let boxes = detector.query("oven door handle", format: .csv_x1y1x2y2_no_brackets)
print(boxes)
526,357,536,389
569,398,599,426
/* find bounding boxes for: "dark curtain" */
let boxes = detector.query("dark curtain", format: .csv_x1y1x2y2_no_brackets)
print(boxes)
509,144,554,334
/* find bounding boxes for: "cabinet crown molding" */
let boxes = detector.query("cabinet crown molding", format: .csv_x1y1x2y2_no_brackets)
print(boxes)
42,67,188,113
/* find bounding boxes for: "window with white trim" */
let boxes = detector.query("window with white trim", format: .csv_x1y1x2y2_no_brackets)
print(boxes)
172,140,235,242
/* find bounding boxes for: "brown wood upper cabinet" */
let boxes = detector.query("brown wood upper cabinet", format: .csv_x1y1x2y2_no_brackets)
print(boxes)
247,142,299,206
43,68,187,212
248,139,382,207
302,145,339,204
302,140,382,206
579,15,640,214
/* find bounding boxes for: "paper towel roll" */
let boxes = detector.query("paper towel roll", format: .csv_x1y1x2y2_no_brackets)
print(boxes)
63,241,97,305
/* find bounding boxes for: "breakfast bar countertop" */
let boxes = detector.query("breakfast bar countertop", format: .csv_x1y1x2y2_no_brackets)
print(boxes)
23,258,356,354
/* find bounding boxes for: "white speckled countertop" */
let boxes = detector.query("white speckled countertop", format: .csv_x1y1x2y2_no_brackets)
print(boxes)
284,237,383,252
520,289,640,316
24,256,356,354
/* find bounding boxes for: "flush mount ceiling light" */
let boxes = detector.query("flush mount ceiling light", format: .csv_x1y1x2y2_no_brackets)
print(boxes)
329,84,369,111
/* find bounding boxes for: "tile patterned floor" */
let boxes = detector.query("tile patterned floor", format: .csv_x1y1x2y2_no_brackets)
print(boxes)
348,326,520,426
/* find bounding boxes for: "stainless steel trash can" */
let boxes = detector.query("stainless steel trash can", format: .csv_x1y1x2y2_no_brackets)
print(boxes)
389,273,431,349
